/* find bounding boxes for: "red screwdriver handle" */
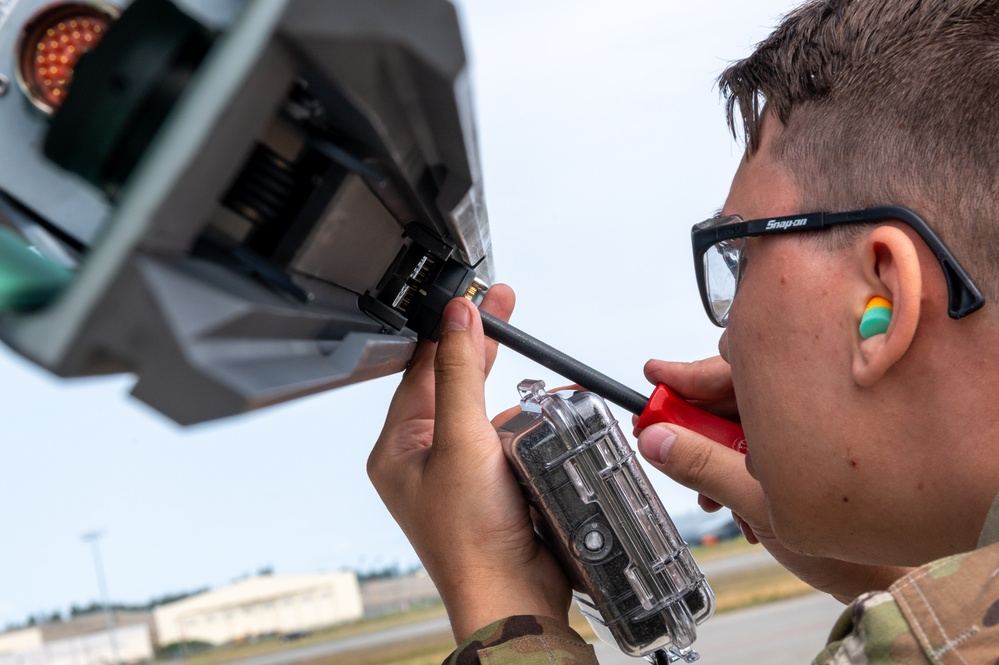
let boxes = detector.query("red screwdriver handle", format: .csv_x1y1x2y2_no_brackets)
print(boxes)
635,383,747,454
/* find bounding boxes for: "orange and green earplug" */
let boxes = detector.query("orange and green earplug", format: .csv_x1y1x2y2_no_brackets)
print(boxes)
859,296,892,339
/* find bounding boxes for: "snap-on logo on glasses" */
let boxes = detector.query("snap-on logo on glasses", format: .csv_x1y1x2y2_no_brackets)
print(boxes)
765,218,809,231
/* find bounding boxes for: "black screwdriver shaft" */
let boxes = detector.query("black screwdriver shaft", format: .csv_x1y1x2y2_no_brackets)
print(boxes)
480,311,649,416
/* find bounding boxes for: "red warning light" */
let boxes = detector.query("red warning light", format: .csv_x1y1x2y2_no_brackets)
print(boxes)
16,2,119,115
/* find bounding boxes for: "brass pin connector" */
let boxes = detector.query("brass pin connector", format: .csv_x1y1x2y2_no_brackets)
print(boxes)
463,277,489,305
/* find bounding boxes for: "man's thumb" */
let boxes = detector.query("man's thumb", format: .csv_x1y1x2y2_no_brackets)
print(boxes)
432,299,488,446
638,422,755,514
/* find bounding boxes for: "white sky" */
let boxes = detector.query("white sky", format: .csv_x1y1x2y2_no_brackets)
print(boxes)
0,0,801,625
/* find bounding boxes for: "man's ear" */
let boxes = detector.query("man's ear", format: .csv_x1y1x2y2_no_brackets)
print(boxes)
852,226,922,387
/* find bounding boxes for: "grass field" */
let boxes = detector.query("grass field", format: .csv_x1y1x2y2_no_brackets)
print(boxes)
172,541,815,665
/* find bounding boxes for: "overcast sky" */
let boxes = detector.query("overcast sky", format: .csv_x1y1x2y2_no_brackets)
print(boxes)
0,0,801,626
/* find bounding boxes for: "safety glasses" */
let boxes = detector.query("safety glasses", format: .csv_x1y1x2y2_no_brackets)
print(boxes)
691,205,984,327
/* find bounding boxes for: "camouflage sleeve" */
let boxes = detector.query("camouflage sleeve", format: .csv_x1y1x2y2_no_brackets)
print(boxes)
442,615,597,665
810,591,928,664
812,542,999,664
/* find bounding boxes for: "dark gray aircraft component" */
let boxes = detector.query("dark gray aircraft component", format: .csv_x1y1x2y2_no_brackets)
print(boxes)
0,0,492,424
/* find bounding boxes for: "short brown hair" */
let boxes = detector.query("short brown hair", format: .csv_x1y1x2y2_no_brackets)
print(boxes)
719,0,999,300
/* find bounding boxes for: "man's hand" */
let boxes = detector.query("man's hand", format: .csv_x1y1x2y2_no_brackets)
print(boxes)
367,285,571,643
636,357,910,603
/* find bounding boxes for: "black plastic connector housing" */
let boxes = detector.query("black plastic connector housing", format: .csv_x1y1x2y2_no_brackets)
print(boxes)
361,224,479,341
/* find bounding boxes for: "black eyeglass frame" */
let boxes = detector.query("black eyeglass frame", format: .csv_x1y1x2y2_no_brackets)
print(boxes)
691,205,985,327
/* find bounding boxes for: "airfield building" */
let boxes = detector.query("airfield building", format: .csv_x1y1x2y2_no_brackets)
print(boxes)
0,613,154,665
152,573,362,646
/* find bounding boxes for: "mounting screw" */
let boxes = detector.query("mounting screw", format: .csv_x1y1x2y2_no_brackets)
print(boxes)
0,74,9,97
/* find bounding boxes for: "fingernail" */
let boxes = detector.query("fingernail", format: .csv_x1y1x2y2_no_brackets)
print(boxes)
441,299,470,333
638,424,677,464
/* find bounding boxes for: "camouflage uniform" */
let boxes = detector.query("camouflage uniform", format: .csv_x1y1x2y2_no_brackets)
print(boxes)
444,545,999,665
446,507,999,664
814,540,999,664
444,615,596,665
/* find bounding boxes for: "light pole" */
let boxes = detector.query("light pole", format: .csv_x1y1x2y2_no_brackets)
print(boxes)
81,531,121,665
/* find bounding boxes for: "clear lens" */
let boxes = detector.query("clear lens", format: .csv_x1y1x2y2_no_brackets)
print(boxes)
703,237,745,326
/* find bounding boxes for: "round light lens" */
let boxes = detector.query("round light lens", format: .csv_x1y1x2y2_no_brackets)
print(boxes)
16,2,119,115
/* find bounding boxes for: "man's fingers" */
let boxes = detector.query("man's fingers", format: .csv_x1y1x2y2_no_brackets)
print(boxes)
644,356,735,399
379,283,514,435
643,356,739,419
378,338,438,434
479,284,515,378
698,494,724,513
732,512,760,544
433,298,491,452
638,422,765,523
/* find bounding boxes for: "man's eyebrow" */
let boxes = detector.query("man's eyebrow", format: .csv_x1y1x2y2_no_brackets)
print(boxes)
711,207,724,218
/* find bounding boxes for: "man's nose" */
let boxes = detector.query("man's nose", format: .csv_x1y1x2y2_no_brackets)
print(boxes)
718,330,729,363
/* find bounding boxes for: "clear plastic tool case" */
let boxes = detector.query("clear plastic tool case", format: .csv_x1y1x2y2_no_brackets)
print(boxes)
498,380,714,664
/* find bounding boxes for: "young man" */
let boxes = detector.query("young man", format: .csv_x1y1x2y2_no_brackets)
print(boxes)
367,0,999,662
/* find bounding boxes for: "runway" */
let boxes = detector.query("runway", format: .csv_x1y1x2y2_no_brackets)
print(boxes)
218,590,844,665
592,592,845,664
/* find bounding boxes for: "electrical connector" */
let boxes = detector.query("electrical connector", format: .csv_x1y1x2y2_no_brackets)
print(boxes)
360,224,487,341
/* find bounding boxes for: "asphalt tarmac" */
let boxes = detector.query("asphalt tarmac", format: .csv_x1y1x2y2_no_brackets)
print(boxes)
222,589,843,665
592,592,845,664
